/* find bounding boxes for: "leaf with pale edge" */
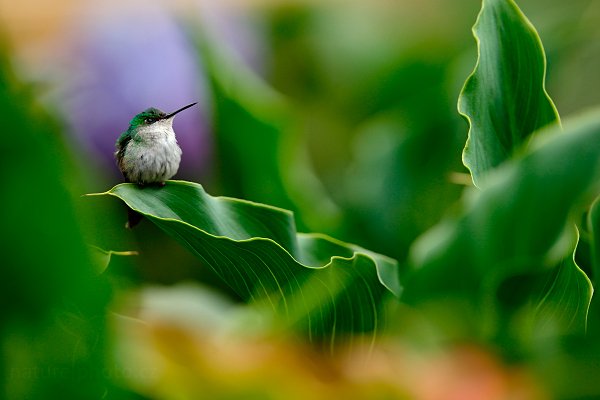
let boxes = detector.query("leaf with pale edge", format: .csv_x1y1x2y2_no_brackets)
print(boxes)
459,0,560,186
88,182,400,346
405,110,600,338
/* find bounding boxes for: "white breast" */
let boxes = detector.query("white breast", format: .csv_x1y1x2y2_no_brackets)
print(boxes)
122,120,182,184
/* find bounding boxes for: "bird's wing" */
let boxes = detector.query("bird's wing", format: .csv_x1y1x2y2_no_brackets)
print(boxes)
115,131,132,181
116,130,132,149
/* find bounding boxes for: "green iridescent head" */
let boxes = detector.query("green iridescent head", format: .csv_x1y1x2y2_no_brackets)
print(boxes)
129,108,167,128
128,102,197,129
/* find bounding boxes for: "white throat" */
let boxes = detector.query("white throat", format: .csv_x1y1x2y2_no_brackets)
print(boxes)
137,118,175,141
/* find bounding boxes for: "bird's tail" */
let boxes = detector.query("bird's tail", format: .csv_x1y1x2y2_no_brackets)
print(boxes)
125,207,144,229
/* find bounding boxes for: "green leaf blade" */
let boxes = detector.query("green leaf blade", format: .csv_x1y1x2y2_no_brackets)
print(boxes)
109,181,299,252
405,109,600,339
459,0,560,186
94,181,400,343
532,244,592,334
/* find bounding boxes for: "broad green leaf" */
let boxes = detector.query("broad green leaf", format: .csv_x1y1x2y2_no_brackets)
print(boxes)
89,181,400,344
404,109,600,339
459,0,560,186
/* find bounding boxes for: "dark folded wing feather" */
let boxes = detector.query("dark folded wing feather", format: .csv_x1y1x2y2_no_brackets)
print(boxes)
115,131,132,182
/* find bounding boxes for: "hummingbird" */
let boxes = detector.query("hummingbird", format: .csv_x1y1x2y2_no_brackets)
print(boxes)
115,102,197,185
115,102,196,228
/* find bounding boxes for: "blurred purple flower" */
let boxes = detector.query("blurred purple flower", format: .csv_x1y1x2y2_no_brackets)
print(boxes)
63,2,211,182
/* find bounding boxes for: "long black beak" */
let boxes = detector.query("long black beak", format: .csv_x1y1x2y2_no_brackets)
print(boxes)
164,102,197,119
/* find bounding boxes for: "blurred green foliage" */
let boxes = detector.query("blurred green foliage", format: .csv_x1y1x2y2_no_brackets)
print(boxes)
405,110,600,343
199,3,468,263
0,41,111,398
3,0,600,398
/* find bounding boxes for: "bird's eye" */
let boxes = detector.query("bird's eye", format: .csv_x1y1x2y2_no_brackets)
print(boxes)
144,118,156,124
